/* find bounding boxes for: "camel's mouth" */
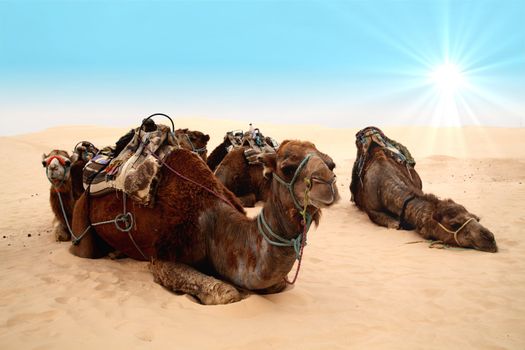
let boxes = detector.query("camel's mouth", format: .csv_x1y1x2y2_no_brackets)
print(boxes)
473,242,498,253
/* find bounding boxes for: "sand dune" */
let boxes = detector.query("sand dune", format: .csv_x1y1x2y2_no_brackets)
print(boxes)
1,120,524,349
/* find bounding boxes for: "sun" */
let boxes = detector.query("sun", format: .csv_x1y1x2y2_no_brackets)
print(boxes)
429,63,466,95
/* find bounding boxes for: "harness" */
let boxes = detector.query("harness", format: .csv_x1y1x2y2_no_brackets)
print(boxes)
255,153,321,284
184,133,207,155
437,217,476,247
399,194,416,230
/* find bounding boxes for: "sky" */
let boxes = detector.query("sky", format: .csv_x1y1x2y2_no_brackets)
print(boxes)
0,0,524,135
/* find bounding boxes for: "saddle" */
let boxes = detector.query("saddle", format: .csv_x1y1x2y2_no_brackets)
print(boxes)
83,124,179,207
353,126,416,186
222,128,279,165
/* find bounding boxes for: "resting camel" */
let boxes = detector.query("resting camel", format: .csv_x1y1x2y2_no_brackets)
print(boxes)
175,128,210,162
215,146,336,207
71,140,339,304
350,128,497,252
42,142,98,241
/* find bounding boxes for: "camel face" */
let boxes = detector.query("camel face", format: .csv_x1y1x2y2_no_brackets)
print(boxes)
264,140,340,209
73,141,98,163
176,128,210,161
42,150,72,186
433,200,498,252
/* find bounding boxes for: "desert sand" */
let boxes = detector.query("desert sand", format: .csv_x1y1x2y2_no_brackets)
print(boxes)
1,119,524,349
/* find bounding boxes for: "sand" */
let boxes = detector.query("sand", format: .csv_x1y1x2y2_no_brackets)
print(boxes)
1,119,524,349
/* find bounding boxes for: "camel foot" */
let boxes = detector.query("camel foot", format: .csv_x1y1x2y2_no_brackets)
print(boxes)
54,223,70,242
150,259,244,305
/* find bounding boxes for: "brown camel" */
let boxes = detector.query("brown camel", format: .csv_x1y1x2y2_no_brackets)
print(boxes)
175,128,210,162
206,132,241,171
43,142,98,241
70,140,339,304
350,129,497,252
215,146,336,207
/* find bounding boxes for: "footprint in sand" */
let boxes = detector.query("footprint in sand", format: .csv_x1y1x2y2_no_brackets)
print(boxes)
135,329,154,342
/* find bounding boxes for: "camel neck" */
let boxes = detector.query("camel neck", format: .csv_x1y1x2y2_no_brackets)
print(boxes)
403,196,433,229
204,182,305,290
404,196,454,243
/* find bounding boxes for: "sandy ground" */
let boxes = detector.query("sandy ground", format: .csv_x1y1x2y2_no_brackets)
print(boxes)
1,119,524,349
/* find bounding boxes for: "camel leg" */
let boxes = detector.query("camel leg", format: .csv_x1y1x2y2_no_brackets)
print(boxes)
238,193,257,207
367,210,400,229
150,259,244,305
69,194,112,259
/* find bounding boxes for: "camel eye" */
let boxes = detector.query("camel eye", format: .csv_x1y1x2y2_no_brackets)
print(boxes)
281,164,297,178
450,223,461,230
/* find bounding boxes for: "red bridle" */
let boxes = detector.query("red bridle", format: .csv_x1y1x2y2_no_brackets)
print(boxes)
45,155,70,167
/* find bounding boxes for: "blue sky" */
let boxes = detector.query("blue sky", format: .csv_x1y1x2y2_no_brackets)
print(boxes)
1,0,524,135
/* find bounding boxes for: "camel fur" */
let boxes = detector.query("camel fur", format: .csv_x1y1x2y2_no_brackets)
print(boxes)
42,143,97,241
70,140,339,304
350,137,497,252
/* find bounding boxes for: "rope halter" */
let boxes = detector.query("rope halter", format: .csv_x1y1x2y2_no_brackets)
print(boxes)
184,133,207,155
256,153,315,259
44,155,72,188
437,217,476,247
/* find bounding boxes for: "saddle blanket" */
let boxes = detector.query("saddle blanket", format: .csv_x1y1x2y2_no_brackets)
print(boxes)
83,124,178,207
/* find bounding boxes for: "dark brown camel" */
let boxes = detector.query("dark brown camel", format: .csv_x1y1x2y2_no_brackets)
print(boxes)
215,146,336,207
70,140,339,304
175,128,210,162
206,134,236,171
70,141,99,200
350,138,498,253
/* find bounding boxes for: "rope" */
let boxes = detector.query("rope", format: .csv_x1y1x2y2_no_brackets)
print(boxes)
184,133,207,155
437,217,476,247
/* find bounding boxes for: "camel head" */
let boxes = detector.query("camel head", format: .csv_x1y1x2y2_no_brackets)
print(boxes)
72,141,99,163
432,199,497,253
42,150,73,186
176,128,210,160
260,140,340,213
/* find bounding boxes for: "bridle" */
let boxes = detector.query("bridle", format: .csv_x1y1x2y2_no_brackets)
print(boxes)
256,152,335,284
44,155,71,187
437,217,477,247
184,133,207,155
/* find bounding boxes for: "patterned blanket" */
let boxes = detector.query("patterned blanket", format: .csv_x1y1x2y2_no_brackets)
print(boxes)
225,128,279,165
83,124,179,207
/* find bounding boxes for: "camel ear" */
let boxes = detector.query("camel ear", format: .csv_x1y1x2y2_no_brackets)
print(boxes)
204,134,210,142
41,153,48,167
259,153,277,178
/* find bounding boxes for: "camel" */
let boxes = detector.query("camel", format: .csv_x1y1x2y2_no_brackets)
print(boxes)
175,128,210,162
349,127,497,252
215,146,336,207
206,130,244,171
70,140,339,304
42,142,98,241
